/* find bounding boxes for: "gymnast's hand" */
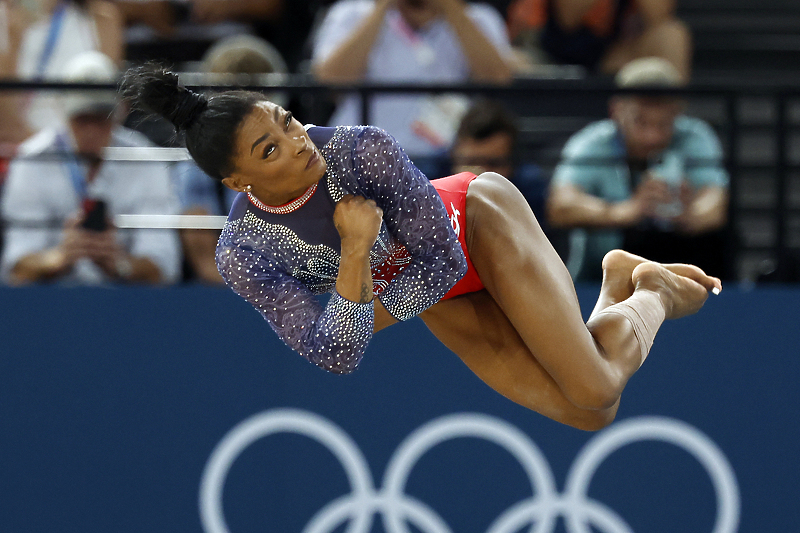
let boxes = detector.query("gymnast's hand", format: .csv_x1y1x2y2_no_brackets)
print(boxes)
334,195,384,253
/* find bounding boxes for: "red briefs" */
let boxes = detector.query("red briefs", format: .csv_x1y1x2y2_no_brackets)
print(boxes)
370,172,485,302
431,172,485,300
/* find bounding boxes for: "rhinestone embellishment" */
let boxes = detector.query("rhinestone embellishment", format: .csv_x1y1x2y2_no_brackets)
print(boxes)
248,183,318,214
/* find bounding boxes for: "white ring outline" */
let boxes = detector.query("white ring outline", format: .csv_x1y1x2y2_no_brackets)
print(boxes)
199,410,740,533
563,416,740,533
381,413,558,533
199,409,375,533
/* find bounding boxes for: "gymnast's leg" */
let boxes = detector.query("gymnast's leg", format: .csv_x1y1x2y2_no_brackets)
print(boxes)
451,172,718,411
420,291,619,430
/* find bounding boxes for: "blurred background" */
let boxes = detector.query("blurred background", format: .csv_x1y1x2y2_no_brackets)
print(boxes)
0,1,798,532
2,0,800,285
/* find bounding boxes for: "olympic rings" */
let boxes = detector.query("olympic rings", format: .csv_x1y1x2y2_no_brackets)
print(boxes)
199,409,739,533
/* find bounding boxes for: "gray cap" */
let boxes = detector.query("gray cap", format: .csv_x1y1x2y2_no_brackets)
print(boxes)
615,57,684,88
201,34,288,75
60,51,118,117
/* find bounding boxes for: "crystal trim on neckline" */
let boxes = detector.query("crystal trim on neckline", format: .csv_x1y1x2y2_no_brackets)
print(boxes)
247,184,318,214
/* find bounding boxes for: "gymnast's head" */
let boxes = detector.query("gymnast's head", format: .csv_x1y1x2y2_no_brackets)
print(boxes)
121,65,327,206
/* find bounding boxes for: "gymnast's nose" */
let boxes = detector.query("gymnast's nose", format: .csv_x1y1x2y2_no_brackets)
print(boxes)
292,134,309,156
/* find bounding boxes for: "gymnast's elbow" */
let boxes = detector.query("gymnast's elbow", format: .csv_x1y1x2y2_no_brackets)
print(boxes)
325,363,359,375
311,352,362,375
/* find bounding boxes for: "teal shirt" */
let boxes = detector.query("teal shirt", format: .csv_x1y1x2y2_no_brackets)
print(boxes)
552,116,729,281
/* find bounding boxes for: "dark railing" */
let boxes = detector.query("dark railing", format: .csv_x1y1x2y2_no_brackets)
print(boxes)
0,76,798,281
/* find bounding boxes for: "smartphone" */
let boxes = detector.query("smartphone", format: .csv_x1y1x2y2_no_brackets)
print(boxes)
81,199,108,232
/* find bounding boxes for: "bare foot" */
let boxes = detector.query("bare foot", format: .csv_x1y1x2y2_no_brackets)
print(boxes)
631,262,711,320
603,250,722,301
592,250,721,318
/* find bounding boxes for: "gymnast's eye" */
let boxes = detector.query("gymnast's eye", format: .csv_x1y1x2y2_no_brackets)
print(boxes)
262,144,276,159
284,112,293,130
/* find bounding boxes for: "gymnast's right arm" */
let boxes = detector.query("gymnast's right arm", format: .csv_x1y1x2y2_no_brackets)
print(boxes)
333,195,383,307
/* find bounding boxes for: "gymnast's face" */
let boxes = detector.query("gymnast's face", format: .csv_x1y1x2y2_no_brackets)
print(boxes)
223,101,327,206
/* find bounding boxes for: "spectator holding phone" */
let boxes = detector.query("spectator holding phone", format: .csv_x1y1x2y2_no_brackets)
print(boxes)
546,57,729,282
311,0,514,160
0,51,180,285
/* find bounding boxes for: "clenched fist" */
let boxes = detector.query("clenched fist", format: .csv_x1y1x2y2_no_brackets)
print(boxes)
333,195,384,253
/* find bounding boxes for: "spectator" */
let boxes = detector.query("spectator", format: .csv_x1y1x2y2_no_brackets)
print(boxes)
311,0,514,163
0,51,180,285
174,35,288,284
450,98,547,223
0,0,30,146
199,34,288,89
188,0,312,72
115,0,313,73
16,0,124,131
546,57,729,282
507,0,691,80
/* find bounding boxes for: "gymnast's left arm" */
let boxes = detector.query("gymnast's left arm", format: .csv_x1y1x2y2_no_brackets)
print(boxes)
353,127,468,321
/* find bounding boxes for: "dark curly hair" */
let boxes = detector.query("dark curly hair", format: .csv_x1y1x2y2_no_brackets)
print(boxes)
120,64,268,181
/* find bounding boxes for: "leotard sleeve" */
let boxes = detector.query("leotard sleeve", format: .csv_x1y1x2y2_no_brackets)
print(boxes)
348,126,468,320
217,221,374,375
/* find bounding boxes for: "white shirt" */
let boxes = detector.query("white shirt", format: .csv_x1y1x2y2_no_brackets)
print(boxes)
312,0,512,156
0,124,182,285
16,4,101,131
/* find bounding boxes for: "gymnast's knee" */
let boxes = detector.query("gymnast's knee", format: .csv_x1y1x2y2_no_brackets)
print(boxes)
471,171,512,194
564,378,624,412
573,402,618,431
466,171,527,216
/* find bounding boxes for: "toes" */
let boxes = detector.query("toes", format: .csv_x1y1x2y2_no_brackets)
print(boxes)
603,250,723,297
685,276,710,302
631,260,717,319
662,267,710,318
663,263,722,294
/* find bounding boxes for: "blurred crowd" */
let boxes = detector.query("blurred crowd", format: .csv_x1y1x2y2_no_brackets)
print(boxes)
0,0,733,286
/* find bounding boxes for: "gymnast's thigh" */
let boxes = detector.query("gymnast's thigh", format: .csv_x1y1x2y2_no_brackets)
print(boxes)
419,290,616,430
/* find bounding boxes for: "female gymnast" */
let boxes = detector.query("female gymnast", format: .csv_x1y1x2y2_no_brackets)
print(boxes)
122,66,721,431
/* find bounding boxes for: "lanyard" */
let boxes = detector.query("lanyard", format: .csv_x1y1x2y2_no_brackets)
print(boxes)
36,2,67,78
56,132,89,200
389,11,436,66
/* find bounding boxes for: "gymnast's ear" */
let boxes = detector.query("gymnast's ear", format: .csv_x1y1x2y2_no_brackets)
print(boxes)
222,174,249,193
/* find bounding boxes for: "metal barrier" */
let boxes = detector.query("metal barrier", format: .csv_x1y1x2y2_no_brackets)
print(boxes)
0,76,798,281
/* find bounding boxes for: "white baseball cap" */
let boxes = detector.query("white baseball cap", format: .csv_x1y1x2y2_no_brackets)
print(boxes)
60,51,118,117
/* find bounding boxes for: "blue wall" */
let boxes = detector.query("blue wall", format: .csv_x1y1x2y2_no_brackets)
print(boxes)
0,285,798,532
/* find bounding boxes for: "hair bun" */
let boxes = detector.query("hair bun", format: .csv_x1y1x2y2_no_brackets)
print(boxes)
121,63,208,131
167,88,207,130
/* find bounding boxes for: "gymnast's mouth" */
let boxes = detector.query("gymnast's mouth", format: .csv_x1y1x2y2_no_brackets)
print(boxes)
306,152,319,170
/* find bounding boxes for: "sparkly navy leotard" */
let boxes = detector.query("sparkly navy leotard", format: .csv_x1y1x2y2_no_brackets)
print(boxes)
216,126,467,374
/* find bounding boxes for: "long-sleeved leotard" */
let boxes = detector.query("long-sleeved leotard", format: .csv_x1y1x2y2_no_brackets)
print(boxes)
216,126,467,374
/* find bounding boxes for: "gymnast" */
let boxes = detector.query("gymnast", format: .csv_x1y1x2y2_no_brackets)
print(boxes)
122,66,721,430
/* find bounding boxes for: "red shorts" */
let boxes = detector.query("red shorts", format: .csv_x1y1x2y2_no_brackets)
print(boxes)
432,172,485,300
